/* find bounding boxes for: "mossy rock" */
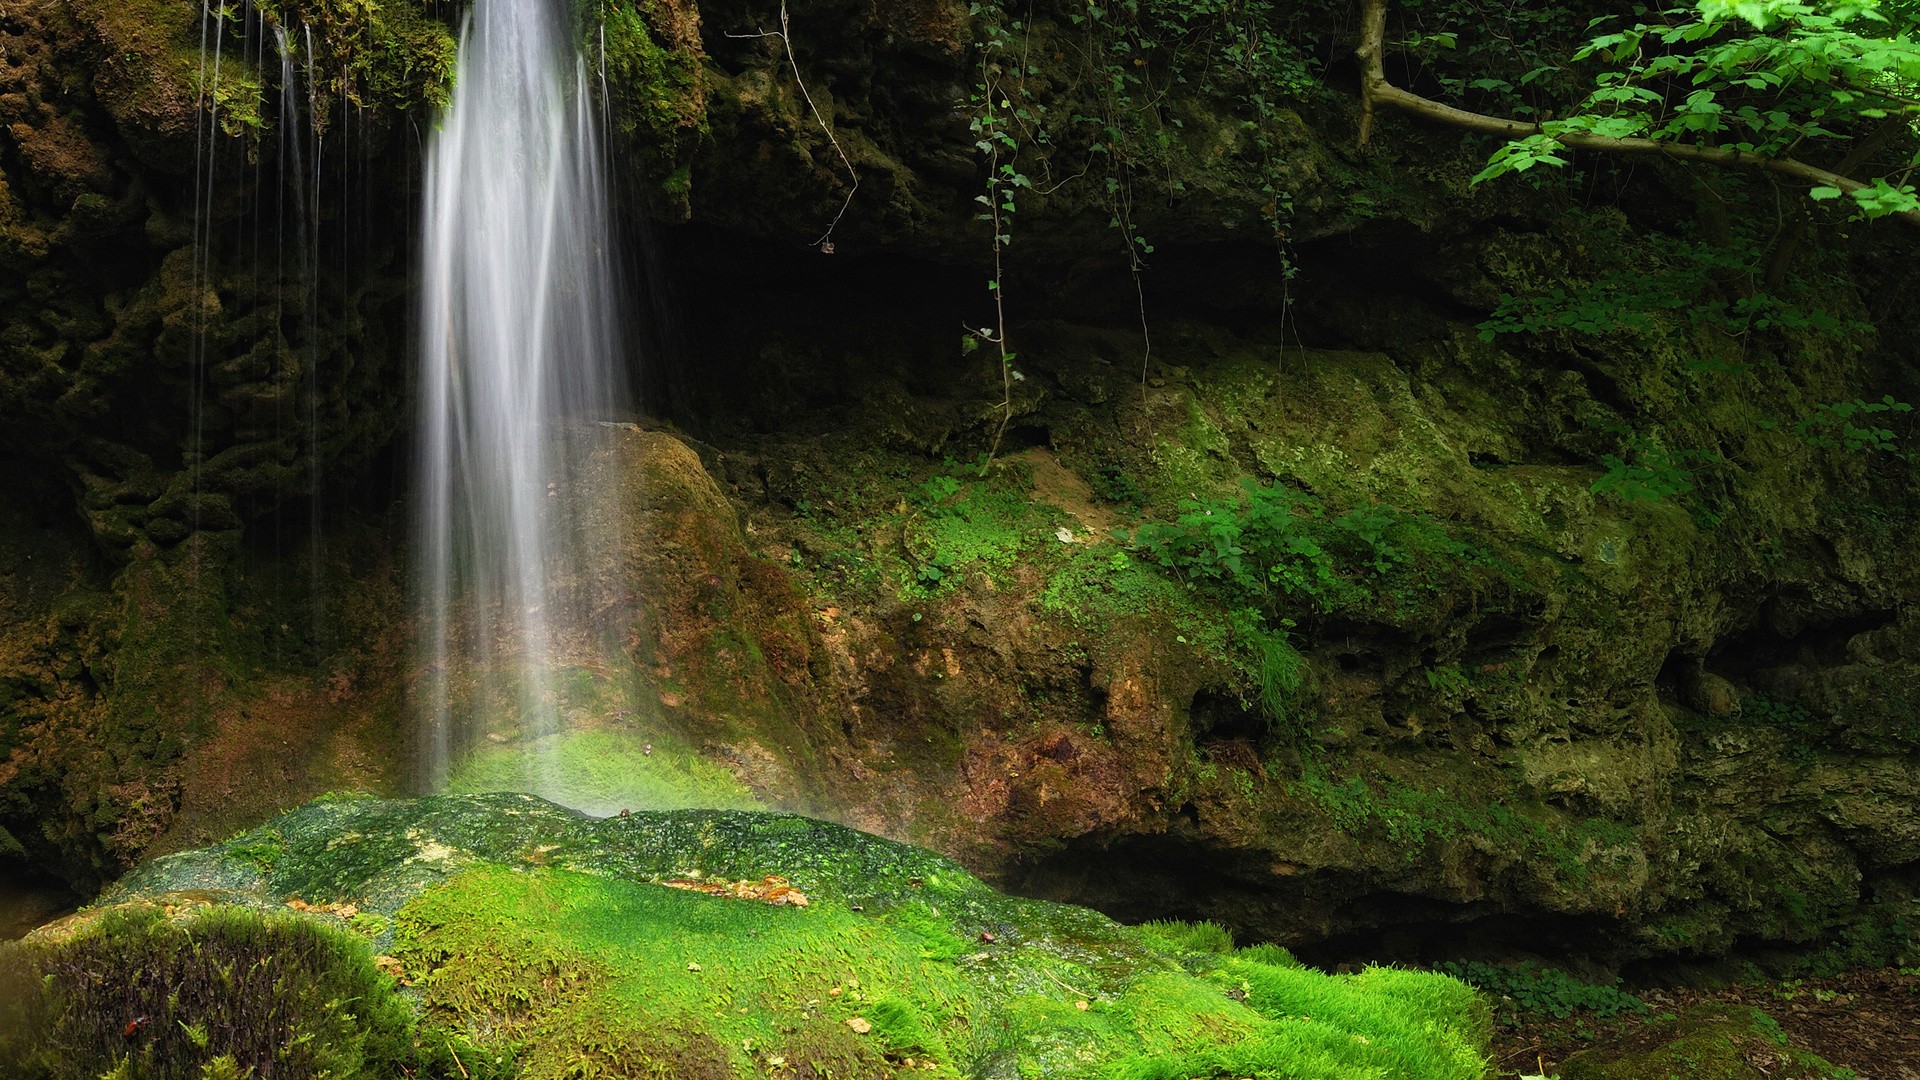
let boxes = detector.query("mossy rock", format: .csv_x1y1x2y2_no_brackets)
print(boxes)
9,793,1492,1078
1559,1004,1853,1080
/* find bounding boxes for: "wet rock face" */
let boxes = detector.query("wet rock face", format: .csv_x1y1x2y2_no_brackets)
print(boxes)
0,0,455,888
0,0,1916,977
528,411,1920,969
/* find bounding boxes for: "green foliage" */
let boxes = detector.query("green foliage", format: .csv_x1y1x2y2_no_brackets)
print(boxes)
1434,960,1647,1025
241,0,458,117
0,905,418,1080
1090,464,1147,510
1737,692,1829,765
1423,664,1471,695
225,832,287,872
1739,691,1820,730
1477,231,1869,342
1591,433,1719,525
900,472,1033,596
1237,609,1306,725
1776,907,1918,975
1473,0,1920,224
1128,480,1489,619
1048,480,1497,730
1796,395,1914,451
592,0,709,149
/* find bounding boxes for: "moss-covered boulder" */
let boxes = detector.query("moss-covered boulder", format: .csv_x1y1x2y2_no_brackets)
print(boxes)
1558,1004,1852,1080
2,792,1492,1079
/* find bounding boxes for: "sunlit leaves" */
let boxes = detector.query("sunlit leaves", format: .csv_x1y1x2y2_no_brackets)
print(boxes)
1473,0,1920,213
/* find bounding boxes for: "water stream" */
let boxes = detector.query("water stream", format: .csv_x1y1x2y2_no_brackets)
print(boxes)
415,0,626,798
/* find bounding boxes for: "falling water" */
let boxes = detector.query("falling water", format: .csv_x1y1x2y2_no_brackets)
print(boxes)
416,0,625,796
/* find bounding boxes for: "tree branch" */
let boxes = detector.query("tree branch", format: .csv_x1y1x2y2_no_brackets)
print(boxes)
1354,0,1920,228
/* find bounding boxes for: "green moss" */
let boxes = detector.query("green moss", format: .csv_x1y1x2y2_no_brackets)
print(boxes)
88,794,1492,1079
444,728,762,816
899,472,1048,599
595,0,707,142
247,0,457,116
1294,764,1642,885
1559,1004,1855,1080
393,867,1490,1079
225,831,287,872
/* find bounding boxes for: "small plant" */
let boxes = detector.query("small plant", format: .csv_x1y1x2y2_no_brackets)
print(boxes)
0,905,422,1079
1128,480,1488,618
1591,434,1714,506
1089,464,1145,509
1476,232,1868,343
226,832,287,872
1423,664,1471,696
900,471,1034,596
1434,960,1647,1027
1738,692,1826,758
1795,396,1914,453
966,3,1034,474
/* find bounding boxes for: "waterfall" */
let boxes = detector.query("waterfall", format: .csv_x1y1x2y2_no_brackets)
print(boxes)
415,0,625,798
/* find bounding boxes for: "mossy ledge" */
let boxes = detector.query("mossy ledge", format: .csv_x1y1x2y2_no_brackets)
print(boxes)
2,792,1490,1079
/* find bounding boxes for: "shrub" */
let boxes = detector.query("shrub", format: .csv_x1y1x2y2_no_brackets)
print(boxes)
0,904,420,1080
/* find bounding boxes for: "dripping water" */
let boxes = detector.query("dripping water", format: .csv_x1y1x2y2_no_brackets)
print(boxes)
415,0,627,798
189,5,227,557
304,22,325,639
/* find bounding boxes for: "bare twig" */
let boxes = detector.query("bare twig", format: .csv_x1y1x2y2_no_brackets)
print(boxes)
727,1,860,251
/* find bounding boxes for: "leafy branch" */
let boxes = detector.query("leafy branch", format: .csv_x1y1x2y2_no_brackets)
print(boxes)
1356,0,1920,227
968,8,1034,474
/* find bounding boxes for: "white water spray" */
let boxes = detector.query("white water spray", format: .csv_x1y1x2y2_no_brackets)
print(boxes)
416,0,625,796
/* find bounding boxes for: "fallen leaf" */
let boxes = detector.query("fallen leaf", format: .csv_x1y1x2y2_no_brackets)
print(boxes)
845,1017,872,1034
687,962,703,972
1075,1000,1089,1011
662,875,810,907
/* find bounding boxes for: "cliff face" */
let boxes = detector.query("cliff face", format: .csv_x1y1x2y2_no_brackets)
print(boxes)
2,0,1918,969
0,0,443,883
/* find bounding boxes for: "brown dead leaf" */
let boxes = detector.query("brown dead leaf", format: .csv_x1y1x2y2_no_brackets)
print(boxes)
845,1017,872,1034
662,875,810,907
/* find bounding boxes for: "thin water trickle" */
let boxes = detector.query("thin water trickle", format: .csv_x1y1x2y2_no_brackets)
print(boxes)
416,0,627,800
